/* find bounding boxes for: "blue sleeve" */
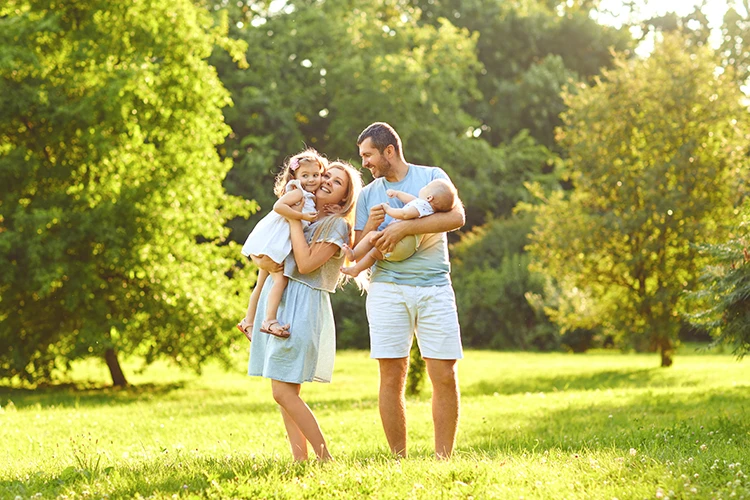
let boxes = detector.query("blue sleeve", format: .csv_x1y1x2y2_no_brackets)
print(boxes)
432,168,450,182
355,189,369,232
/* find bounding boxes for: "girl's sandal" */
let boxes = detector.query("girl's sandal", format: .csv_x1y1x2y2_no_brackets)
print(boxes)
236,319,253,342
260,319,290,339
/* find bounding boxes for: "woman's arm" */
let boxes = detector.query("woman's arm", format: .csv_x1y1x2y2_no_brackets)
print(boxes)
288,219,340,274
273,190,317,222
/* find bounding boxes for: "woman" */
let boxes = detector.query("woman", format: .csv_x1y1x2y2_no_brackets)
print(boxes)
247,161,363,461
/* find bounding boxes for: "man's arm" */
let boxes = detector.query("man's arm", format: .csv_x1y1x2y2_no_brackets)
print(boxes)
372,201,465,254
354,204,386,247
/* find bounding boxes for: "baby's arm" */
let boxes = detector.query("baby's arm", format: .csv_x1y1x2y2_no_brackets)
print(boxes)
273,190,317,222
386,189,417,204
382,203,420,220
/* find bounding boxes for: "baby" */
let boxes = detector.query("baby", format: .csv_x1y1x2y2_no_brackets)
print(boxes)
341,178,456,277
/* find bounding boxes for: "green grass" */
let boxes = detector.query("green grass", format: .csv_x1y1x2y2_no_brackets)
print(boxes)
1,346,749,499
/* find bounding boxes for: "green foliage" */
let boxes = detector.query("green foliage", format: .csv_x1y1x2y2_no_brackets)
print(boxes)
452,213,558,350
688,203,750,357
211,0,554,232
526,34,750,366
412,0,633,149
0,0,255,383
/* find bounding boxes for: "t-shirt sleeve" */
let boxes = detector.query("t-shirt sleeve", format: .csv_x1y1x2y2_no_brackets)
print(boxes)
431,168,451,182
313,217,350,249
355,189,369,232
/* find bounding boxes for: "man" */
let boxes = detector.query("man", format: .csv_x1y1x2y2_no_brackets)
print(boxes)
354,122,464,459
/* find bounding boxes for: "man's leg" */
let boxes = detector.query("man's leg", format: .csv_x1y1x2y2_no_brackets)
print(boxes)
377,357,409,457
424,358,459,459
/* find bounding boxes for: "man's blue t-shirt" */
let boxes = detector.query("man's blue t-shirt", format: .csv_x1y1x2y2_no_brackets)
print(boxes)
355,164,452,286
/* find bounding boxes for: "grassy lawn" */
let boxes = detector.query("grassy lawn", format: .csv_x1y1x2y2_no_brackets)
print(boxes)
1,346,749,499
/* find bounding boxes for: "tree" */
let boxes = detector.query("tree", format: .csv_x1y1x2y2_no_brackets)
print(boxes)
526,34,750,366
451,213,558,350
688,202,750,357
411,0,632,150
0,0,253,385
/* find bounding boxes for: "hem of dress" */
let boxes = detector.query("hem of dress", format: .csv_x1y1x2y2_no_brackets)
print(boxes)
247,371,331,384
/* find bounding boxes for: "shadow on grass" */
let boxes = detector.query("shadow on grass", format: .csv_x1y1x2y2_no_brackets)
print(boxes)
461,367,693,397
0,450,399,499
460,387,750,456
0,382,186,410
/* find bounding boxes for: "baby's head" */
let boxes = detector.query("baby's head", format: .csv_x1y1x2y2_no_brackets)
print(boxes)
419,179,457,213
274,149,328,198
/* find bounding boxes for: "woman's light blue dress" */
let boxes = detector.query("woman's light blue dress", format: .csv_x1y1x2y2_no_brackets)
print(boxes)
248,217,350,384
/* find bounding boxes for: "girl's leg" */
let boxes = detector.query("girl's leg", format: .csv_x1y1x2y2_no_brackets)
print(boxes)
238,269,269,339
272,380,333,461
279,406,309,461
261,272,290,336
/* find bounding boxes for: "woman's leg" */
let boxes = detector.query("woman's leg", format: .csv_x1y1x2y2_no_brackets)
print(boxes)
279,406,309,461
272,380,333,461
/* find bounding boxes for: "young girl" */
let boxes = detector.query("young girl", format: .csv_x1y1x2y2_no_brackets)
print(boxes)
237,149,327,339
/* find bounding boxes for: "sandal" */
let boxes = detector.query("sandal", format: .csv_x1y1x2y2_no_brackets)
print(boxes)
236,318,253,342
260,319,290,338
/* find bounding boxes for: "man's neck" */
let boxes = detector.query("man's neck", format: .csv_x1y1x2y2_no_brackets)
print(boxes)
385,159,410,183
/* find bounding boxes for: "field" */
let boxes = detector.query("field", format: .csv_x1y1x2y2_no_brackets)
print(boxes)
1,346,749,499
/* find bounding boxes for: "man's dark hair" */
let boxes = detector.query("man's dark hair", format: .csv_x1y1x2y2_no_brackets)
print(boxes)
357,122,402,156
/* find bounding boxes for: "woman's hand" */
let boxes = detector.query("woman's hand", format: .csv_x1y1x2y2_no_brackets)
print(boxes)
251,255,283,274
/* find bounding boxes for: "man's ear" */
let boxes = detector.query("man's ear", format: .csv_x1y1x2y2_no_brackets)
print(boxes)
384,144,395,158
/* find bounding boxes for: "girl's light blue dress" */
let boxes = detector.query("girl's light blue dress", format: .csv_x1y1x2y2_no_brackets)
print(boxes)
248,217,350,384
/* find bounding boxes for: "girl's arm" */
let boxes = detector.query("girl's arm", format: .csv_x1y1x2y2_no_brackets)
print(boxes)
383,203,420,220
288,219,340,274
273,190,317,222
386,189,417,204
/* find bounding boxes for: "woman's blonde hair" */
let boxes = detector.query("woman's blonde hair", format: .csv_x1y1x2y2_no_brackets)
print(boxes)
308,160,363,246
308,160,364,289
273,148,327,199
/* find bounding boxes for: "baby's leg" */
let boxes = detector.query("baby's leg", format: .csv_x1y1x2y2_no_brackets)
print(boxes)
343,231,380,262
340,247,382,277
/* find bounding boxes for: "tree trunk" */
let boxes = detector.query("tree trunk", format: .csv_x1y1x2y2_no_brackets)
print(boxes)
659,339,674,367
105,348,128,387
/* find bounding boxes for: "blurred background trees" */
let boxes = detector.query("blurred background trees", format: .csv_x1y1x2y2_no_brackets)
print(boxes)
2,0,750,385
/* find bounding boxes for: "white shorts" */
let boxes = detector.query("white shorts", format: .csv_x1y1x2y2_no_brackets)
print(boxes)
366,282,463,360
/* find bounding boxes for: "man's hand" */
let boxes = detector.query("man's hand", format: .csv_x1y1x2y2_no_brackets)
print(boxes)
372,220,408,255
367,203,387,228
251,254,283,273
